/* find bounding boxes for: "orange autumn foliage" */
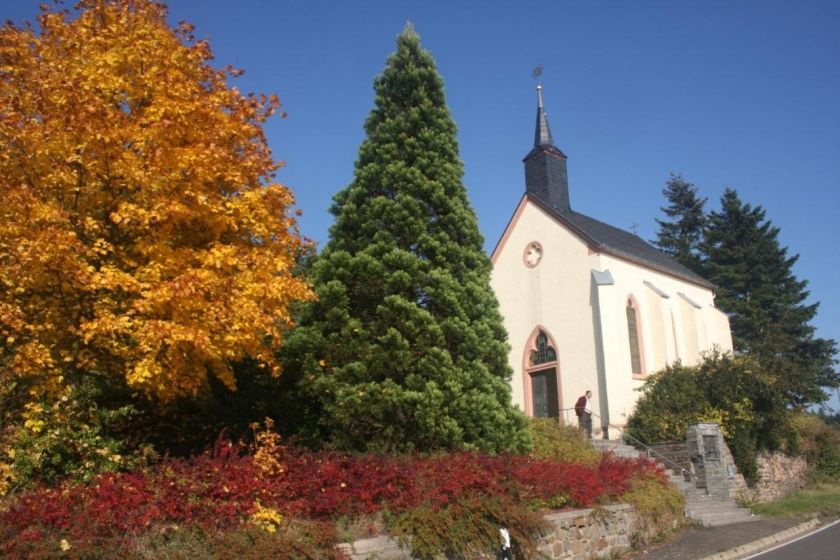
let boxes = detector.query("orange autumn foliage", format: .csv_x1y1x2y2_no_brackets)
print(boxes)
0,0,312,401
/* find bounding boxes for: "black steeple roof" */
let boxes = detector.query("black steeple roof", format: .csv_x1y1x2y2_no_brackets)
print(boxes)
518,86,714,289
534,84,554,147
523,85,570,213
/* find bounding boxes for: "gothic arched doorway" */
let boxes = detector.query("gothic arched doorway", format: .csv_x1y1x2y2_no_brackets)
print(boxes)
523,328,561,418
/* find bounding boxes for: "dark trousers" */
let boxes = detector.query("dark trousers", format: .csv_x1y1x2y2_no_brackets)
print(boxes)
578,413,592,439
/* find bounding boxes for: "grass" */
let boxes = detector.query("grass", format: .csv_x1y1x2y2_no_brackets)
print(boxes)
752,481,840,518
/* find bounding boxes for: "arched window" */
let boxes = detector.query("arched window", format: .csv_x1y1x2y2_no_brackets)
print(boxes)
530,331,557,366
523,328,561,418
626,297,644,376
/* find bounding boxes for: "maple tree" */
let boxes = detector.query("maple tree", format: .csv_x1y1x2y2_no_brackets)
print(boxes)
0,0,311,402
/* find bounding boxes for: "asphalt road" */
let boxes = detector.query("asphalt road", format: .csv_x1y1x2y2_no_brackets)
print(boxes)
744,520,840,560
630,518,804,560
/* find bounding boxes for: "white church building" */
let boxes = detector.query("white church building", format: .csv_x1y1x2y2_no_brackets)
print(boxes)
490,87,733,433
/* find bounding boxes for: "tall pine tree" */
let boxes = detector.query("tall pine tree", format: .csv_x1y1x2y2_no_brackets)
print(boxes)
701,189,838,406
283,25,529,453
653,173,707,271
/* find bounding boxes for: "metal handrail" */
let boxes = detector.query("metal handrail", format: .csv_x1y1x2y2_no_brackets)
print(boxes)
557,407,692,482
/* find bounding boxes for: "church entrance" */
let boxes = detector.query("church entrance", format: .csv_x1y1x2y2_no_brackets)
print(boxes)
530,368,559,418
524,328,562,419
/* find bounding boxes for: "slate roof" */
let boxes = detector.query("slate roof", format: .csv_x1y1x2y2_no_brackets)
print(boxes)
527,193,714,289
534,84,554,148
516,84,714,290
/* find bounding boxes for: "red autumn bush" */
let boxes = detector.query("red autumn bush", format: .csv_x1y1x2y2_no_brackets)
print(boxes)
0,437,665,553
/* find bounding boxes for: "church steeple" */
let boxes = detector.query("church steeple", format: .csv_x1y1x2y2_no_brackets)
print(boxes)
524,84,571,213
534,85,554,147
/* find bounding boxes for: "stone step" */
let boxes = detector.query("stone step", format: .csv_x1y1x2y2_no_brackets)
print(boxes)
685,495,723,505
593,442,699,498
685,495,731,504
670,481,693,493
667,470,690,480
686,508,754,524
591,440,630,448
694,511,758,527
709,509,753,516
595,449,643,459
599,446,640,455
685,503,751,515
594,447,637,455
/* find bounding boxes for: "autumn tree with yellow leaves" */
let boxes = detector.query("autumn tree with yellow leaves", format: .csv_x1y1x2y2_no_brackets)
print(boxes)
0,0,311,407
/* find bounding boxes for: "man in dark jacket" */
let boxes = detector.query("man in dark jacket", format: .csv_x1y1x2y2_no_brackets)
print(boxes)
575,390,593,439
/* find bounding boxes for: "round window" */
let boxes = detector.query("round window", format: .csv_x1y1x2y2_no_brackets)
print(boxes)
523,241,543,267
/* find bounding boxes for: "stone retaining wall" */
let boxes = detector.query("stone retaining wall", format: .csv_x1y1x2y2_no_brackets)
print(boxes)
733,452,807,504
648,439,807,504
648,441,692,478
537,504,639,559
339,503,681,559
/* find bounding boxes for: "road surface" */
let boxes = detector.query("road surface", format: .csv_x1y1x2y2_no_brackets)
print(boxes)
744,520,840,560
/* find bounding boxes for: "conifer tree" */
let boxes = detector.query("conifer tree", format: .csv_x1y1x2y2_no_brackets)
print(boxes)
284,25,529,453
701,189,838,406
653,173,707,271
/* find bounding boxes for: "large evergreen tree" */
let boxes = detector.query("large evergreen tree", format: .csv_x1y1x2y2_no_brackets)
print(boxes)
283,26,529,453
653,173,707,271
701,189,838,406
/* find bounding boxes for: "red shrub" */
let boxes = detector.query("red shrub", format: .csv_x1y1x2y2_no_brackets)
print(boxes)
0,440,666,546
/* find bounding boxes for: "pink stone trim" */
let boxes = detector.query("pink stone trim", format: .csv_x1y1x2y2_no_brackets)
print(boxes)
490,195,529,265
627,295,647,379
521,326,562,419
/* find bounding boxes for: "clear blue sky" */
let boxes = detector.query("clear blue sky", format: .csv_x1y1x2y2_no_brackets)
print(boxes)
6,1,840,406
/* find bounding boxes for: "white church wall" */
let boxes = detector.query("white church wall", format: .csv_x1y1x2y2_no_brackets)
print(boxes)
588,263,637,429
704,306,735,353
491,198,734,433
491,200,601,419
643,284,669,373
585,253,733,427
678,296,701,363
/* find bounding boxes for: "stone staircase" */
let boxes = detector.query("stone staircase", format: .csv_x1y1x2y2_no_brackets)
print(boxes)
592,439,756,527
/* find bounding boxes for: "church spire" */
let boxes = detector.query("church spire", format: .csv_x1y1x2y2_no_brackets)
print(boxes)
523,83,571,213
534,84,554,147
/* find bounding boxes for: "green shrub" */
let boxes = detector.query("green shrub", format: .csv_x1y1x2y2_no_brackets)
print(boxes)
334,513,386,543
791,413,840,480
752,481,840,518
528,418,600,465
387,492,546,560
624,362,704,444
0,522,346,560
1,378,156,492
622,473,684,546
626,351,790,485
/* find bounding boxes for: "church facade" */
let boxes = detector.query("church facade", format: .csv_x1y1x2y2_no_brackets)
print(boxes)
490,87,733,434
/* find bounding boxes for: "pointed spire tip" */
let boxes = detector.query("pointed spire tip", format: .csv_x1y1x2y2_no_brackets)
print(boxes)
534,84,553,148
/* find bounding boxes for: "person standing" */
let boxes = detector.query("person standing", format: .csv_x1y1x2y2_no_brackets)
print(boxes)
574,390,593,439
